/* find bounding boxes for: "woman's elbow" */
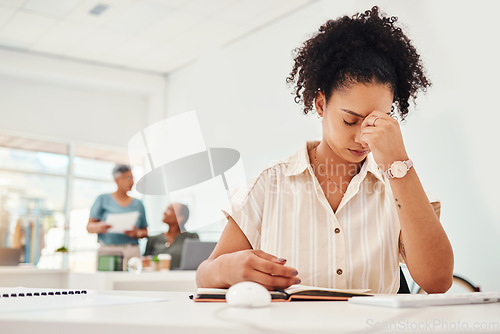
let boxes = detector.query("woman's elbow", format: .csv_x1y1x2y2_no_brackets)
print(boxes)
422,246,454,293
196,259,210,288
420,273,453,294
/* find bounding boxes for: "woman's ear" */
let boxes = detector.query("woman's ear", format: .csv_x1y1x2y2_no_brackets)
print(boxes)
314,90,326,117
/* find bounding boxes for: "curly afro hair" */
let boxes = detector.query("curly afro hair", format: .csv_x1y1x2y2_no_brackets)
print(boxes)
286,6,430,120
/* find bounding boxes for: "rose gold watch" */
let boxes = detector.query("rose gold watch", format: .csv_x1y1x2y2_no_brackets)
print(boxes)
384,159,413,179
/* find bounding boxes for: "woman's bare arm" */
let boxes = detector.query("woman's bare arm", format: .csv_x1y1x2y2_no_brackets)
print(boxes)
391,169,454,293
359,111,453,293
86,218,111,234
196,216,300,290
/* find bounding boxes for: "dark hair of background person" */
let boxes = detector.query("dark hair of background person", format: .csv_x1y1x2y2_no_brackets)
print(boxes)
112,164,131,178
286,6,431,121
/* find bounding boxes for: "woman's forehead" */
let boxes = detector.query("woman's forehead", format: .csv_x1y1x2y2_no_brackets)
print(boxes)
330,83,393,110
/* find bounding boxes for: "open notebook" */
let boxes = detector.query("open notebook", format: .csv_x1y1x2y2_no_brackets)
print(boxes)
192,284,372,302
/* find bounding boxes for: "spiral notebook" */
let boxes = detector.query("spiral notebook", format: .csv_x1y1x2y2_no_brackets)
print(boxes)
0,287,166,314
0,287,87,298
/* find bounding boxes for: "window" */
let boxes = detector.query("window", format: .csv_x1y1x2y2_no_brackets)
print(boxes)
0,133,131,271
0,143,68,266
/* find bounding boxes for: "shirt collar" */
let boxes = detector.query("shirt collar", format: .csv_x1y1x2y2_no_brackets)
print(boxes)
359,152,385,184
285,140,385,184
285,141,317,176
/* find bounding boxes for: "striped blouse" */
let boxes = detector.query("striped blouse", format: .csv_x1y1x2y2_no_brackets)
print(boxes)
224,141,440,294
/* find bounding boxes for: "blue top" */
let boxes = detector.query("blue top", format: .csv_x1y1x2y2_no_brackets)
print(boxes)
89,194,148,245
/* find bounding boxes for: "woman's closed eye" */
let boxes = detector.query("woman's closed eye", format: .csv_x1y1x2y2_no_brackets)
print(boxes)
343,119,357,126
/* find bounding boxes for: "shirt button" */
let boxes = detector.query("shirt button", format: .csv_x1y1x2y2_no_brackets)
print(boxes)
337,269,343,275
334,228,340,234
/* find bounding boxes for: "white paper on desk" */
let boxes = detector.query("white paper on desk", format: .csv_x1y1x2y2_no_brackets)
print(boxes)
105,211,140,233
0,287,167,314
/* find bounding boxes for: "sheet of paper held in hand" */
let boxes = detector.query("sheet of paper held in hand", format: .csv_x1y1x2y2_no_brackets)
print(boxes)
106,211,140,233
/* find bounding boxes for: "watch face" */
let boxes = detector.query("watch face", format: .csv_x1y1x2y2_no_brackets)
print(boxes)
391,161,408,178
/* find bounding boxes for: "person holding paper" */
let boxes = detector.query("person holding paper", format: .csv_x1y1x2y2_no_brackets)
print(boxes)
144,203,199,269
197,6,453,294
87,164,148,269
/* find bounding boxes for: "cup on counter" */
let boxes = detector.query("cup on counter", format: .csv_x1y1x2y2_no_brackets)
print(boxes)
157,253,172,271
141,256,155,271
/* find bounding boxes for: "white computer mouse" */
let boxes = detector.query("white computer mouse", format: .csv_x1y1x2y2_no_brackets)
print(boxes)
226,281,271,308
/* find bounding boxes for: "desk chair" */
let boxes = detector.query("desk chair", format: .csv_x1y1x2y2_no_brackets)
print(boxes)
178,240,216,270
398,267,411,294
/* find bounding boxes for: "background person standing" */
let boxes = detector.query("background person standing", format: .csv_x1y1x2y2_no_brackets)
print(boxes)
87,164,148,270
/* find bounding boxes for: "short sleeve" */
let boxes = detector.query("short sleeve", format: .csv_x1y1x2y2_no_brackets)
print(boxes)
222,171,268,250
136,200,148,228
89,195,104,220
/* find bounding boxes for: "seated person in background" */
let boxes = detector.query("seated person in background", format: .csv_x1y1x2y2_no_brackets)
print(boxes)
87,165,148,270
144,203,199,269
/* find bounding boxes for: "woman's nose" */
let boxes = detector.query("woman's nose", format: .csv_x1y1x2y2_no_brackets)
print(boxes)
354,129,362,144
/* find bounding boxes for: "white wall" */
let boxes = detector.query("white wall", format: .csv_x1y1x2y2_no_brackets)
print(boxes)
165,0,500,290
0,48,169,234
0,75,147,147
0,48,167,146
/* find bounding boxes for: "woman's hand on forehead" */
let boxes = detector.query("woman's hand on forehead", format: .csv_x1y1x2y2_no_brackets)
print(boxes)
358,110,409,170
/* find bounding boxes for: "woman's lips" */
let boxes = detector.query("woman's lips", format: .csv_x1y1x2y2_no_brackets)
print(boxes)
348,149,369,157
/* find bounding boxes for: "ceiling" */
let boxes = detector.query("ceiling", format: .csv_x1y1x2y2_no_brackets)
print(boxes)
0,133,130,163
0,0,313,74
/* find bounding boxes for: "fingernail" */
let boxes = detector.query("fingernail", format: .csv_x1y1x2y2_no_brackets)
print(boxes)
294,278,301,284
277,258,286,262
291,270,298,276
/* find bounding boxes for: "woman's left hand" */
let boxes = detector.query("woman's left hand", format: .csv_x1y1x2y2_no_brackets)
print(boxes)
124,227,138,238
359,110,409,170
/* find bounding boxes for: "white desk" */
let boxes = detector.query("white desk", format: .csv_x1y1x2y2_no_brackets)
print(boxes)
0,267,197,292
0,290,499,333
0,267,68,288
68,271,197,291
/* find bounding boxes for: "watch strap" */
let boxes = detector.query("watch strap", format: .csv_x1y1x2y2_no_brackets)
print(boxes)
404,159,414,170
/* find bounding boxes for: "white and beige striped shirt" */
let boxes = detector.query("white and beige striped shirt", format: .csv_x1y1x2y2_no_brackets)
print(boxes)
225,141,440,294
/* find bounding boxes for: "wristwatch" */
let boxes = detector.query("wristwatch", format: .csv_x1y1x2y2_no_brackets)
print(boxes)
384,159,413,179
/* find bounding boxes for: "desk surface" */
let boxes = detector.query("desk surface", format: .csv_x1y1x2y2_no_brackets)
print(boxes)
0,266,67,274
0,290,499,334
0,267,197,291
68,270,197,291
0,266,69,288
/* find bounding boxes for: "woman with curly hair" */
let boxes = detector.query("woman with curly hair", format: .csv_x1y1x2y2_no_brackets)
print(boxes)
197,6,453,294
